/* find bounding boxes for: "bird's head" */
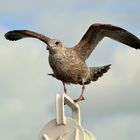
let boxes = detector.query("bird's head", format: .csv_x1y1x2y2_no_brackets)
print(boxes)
46,39,64,52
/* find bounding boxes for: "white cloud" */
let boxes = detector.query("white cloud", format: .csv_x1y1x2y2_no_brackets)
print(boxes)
79,46,140,140
0,27,55,140
92,115,140,140
82,46,140,113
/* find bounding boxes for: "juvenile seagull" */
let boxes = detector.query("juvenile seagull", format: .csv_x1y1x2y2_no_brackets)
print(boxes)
5,23,140,102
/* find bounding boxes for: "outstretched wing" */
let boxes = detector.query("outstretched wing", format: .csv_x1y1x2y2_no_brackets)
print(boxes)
5,30,51,45
74,23,140,61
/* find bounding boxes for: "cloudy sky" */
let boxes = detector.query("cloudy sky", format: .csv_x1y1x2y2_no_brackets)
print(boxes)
0,0,140,140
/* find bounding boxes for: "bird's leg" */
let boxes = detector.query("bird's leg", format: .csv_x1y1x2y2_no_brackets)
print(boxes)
74,83,85,102
62,82,67,94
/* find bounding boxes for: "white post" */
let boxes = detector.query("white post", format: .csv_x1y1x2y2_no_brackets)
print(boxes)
38,93,96,140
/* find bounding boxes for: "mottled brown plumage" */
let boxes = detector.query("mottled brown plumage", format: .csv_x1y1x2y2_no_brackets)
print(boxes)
5,23,140,102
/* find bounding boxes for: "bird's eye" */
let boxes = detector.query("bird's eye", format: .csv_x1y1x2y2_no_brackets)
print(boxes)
55,41,60,45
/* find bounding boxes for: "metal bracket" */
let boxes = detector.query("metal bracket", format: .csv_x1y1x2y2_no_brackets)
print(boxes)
56,93,81,125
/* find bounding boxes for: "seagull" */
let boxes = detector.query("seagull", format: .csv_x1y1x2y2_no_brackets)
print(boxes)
5,23,140,102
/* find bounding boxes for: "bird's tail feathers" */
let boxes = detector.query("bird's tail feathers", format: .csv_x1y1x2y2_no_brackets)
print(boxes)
89,64,111,81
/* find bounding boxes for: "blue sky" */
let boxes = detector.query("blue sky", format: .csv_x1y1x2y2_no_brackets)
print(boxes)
0,0,140,140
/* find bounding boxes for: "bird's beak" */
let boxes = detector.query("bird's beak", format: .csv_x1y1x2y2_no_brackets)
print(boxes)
46,45,50,50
